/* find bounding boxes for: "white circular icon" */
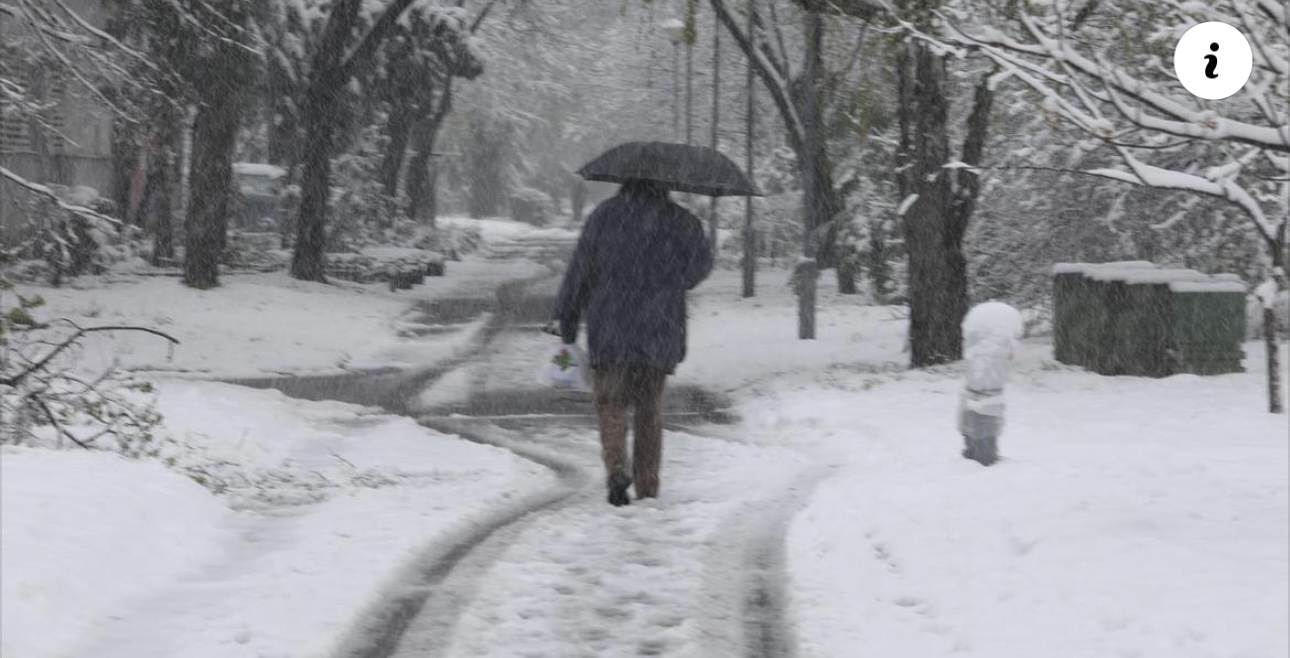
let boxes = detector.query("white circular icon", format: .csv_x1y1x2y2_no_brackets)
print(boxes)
1174,22,1252,100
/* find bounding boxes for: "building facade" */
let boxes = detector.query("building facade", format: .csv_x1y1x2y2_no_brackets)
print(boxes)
1,0,118,234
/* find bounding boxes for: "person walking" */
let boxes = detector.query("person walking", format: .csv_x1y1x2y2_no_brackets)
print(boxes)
552,178,713,506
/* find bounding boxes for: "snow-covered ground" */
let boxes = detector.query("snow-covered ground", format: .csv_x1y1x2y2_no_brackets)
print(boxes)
439,215,579,246
757,359,1287,658
1,448,229,658
4,238,1286,657
3,383,555,658
687,268,1289,658
3,227,557,658
19,256,545,378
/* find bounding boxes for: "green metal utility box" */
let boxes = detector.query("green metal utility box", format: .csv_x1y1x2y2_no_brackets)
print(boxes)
1053,270,1093,366
1052,262,1154,370
1052,263,1246,377
1170,277,1248,375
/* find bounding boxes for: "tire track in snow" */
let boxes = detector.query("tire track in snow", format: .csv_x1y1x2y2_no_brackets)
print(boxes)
333,418,589,658
733,465,831,658
365,420,823,658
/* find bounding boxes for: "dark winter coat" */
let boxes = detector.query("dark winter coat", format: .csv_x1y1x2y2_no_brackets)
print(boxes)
554,181,713,373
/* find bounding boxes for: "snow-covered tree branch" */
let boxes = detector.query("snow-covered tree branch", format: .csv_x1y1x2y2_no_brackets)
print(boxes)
934,0,1288,412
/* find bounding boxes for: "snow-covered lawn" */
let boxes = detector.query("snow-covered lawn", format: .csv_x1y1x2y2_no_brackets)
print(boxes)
2,224,557,657
439,214,578,245
1,448,229,658
15,255,544,379
763,362,1286,658
678,267,908,391
688,268,1289,658
3,382,555,658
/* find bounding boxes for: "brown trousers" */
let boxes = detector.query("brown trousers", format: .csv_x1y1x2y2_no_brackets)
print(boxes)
593,365,667,498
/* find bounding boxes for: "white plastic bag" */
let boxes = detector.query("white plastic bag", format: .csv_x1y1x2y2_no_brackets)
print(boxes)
538,342,592,392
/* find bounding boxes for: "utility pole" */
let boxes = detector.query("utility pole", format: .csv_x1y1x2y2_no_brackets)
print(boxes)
672,40,681,141
685,32,694,145
742,1,755,298
708,20,720,251
797,11,822,340
664,19,685,141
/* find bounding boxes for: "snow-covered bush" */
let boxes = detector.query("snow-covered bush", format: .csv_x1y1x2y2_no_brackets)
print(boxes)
327,143,402,251
222,232,290,271
1,188,143,286
414,224,482,260
509,187,555,226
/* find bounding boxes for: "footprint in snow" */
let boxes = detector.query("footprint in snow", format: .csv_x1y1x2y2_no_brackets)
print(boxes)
637,639,668,655
596,606,634,621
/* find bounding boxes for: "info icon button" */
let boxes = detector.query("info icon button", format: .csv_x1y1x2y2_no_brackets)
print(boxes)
1174,22,1252,100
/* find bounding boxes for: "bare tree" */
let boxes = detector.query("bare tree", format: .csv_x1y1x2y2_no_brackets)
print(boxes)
708,0,845,266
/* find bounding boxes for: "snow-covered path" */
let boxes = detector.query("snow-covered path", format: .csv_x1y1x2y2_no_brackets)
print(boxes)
301,246,826,657
388,421,817,658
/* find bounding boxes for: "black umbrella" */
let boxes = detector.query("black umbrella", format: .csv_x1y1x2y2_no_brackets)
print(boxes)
576,141,761,197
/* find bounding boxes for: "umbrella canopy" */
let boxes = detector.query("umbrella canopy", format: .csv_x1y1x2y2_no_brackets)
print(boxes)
576,141,761,197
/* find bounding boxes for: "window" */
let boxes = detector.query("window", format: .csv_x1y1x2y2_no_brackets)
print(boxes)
0,71,68,154
0,111,31,153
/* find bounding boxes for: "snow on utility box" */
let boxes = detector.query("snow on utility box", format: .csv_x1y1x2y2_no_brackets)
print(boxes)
1052,263,1246,377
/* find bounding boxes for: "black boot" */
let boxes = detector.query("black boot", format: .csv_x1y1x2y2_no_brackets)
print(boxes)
607,469,632,507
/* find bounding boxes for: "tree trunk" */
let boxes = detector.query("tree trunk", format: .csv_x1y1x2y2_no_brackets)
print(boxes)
899,40,967,367
178,106,195,238
291,82,340,282
110,128,140,224
1266,304,1283,414
794,12,830,339
150,176,175,264
290,0,365,282
406,83,452,224
380,108,414,197
406,146,435,223
183,96,239,289
267,102,298,167
148,115,179,265
1265,241,1286,414
837,260,858,294
796,11,842,268
466,117,509,219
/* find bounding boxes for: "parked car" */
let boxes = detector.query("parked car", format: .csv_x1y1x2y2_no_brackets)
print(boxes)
231,163,287,230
